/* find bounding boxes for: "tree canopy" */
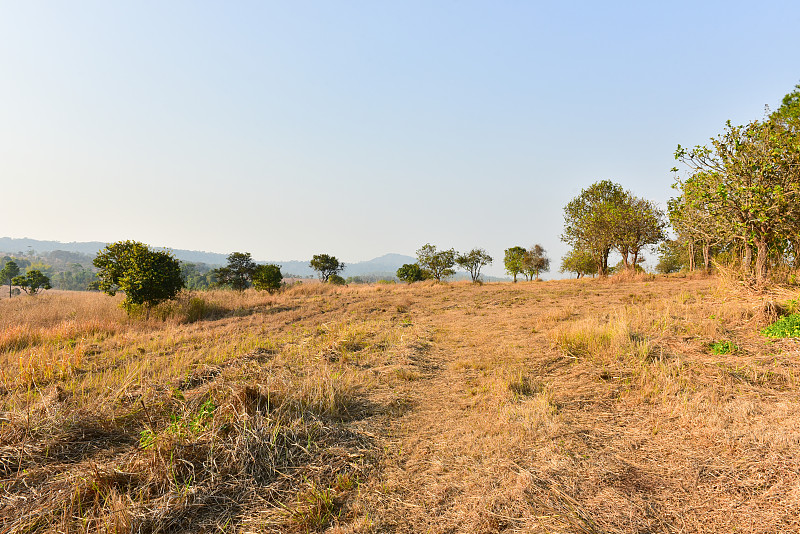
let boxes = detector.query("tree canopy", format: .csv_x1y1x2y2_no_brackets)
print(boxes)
503,247,526,283
12,269,51,295
397,263,426,284
522,245,550,281
94,241,184,317
214,252,256,291
0,260,20,298
416,244,456,282
310,254,344,283
456,248,492,283
252,264,283,293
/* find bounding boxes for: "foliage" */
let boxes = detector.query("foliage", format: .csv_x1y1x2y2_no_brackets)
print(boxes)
328,273,346,285
522,245,549,281
456,248,492,283
709,340,738,355
181,262,217,290
12,270,52,295
559,248,596,279
761,313,800,338
655,240,685,274
673,86,800,285
0,260,20,298
214,252,256,291
252,264,283,293
504,247,526,283
310,254,345,283
396,263,426,284
93,240,184,316
615,197,666,270
561,180,628,276
416,244,456,282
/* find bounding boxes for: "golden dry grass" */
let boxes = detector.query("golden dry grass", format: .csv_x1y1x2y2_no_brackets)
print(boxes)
1,277,799,533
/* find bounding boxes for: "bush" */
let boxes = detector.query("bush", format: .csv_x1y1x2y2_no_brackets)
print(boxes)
762,313,800,338
328,274,346,285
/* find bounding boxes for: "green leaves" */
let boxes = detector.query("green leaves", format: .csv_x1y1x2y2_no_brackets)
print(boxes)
310,254,344,283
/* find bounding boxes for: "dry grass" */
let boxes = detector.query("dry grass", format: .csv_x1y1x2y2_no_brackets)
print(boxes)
2,278,800,532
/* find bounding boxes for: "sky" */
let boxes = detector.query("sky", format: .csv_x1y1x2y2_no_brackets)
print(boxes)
1,1,798,277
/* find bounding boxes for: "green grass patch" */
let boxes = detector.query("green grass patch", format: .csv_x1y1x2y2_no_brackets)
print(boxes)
709,340,738,355
762,313,800,338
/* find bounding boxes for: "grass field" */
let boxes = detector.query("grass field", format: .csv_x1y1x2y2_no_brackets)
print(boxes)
1,275,799,533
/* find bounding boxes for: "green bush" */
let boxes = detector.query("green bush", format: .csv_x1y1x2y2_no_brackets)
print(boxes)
762,313,800,338
709,340,738,355
328,274,346,285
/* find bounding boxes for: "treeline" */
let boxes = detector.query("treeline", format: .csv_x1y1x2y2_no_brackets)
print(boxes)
668,84,800,286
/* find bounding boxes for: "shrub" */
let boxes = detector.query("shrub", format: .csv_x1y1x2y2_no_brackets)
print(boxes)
328,274,346,285
762,313,800,338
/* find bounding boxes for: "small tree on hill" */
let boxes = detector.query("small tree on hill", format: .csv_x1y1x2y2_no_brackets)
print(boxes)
559,248,596,279
416,244,456,282
0,260,20,298
214,252,256,291
504,247,526,283
522,245,549,281
12,270,52,295
310,254,344,282
94,240,184,318
456,248,492,283
252,264,283,293
397,263,426,284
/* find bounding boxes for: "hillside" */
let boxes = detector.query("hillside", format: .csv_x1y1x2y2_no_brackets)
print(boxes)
1,275,798,532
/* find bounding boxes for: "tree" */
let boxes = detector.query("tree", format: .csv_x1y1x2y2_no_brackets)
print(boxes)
416,244,456,282
0,260,20,298
310,254,344,282
12,270,51,295
214,252,256,291
561,180,628,276
504,247,526,283
94,241,184,317
252,264,283,293
615,196,666,270
328,273,346,285
559,248,597,279
456,248,492,283
522,245,550,281
397,263,426,284
674,115,800,286
655,240,685,274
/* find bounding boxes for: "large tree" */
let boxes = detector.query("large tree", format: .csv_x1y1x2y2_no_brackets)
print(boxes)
504,247,526,283
252,264,283,293
0,260,20,298
94,241,184,317
561,180,628,276
416,244,456,282
310,254,344,283
456,248,492,283
12,270,52,295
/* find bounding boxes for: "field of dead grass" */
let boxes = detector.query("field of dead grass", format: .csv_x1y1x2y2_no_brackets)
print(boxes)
1,275,799,533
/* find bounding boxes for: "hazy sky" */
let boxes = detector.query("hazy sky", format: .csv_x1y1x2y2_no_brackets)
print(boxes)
1,1,798,276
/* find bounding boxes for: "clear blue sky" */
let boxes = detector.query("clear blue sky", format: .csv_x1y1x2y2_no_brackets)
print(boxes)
1,1,798,276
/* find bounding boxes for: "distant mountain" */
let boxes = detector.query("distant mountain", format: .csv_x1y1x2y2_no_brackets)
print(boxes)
0,237,416,279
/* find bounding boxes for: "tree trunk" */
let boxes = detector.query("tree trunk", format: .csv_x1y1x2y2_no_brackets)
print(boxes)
512,273,517,283
743,243,752,275
755,239,768,287
702,242,710,272
688,241,695,271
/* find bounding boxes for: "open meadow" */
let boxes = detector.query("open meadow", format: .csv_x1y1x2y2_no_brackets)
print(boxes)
1,276,799,533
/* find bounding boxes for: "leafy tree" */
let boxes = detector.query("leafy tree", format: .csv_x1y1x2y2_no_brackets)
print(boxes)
456,248,492,283
310,254,344,282
94,241,184,317
214,252,256,291
504,247,526,283
252,264,283,293
12,269,51,295
559,248,597,279
328,273,346,285
522,245,549,281
615,196,666,270
397,263,426,284
674,114,800,285
0,260,20,298
416,244,456,282
655,240,685,274
561,180,628,276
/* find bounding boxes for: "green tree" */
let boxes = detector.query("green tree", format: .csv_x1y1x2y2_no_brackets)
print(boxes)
559,248,597,279
416,244,456,282
12,269,51,295
94,241,184,317
456,248,492,283
655,240,685,274
561,180,628,276
615,196,666,270
214,252,256,291
310,254,344,282
522,244,549,281
328,273,346,285
504,247,526,283
0,260,20,298
396,263,426,284
252,264,283,293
